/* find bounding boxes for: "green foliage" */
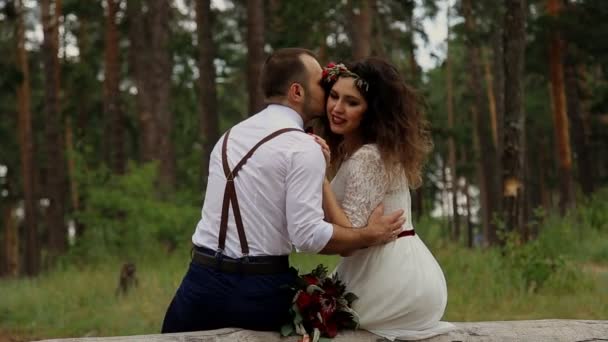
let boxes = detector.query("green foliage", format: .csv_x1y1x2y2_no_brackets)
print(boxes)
69,161,199,263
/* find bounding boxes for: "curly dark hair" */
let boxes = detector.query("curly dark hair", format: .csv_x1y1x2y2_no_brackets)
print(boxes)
319,57,432,188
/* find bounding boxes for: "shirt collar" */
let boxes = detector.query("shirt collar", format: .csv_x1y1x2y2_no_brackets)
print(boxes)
265,104,304,129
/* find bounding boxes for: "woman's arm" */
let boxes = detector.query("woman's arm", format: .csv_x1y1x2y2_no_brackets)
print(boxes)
322,179,353,227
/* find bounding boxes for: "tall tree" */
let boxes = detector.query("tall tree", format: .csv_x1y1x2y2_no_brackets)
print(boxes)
349,0,372,59
104,0,125,174
563,1,595,196
149,0,175,190
247,0,265,115
195,0,219,183
547,0,575,213
15,0,39,275
127,0,156,163
445,1,459,240
403,0,425,220
463,0,498,245
41,0,68,258
502,0,527,233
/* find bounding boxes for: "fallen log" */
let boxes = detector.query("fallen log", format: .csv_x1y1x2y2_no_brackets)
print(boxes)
37,319,608,342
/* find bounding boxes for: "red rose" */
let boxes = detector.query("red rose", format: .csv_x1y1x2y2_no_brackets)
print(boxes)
296,291,313,309
325,321,338,338
326,62,336,68
302,275,319,286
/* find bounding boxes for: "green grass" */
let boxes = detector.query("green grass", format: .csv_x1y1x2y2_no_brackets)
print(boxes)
1,242,606,340
3,189,608,340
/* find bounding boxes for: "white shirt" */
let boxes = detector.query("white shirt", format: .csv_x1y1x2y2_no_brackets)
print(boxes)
192,104,334,257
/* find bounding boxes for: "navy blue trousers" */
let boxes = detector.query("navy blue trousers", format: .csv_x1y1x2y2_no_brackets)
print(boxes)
161,261,297,333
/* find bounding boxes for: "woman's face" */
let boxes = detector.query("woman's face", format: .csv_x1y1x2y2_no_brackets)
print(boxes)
326,77,368,137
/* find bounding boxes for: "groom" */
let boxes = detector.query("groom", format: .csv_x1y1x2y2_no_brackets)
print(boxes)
161,48,405,333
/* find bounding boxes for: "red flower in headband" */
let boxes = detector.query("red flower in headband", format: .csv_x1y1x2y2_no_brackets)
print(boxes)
322,62,369,92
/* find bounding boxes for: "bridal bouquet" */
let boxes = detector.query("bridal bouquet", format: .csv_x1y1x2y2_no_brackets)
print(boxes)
281,265,359,342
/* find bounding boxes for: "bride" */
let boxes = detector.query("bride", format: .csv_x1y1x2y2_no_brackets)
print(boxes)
312,58,455,341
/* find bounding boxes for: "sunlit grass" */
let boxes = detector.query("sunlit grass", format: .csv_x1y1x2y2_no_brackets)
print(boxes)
2,190,608,340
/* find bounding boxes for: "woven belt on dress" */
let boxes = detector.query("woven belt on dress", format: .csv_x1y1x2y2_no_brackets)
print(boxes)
397,229,416,238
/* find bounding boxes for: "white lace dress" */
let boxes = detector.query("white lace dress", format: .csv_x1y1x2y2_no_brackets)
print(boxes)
331,144,455,341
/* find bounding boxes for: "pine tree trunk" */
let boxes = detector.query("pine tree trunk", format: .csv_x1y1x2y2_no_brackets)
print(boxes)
41,0,68,259
547,0,575,213
461,147,474,249
104,0,125,174
128,0,157,163
369,0,384,57
195,0,219,185
2,202,19,277
502,0,527,234
149,0,175,191
446,3,460,241
247,0,265,115
406,1,423,220
562,3,594,196
349,0,372,60
483,49,499,148
15,0,39,276
463,0,497,245
405,0,419,84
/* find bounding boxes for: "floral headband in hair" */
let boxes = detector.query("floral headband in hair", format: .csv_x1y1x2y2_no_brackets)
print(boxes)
322,62,370,92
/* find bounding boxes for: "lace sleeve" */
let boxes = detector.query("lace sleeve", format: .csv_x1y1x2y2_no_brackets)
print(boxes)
341,145,389,228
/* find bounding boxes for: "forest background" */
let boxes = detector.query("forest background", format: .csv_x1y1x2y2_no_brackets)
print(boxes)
0,0,607,340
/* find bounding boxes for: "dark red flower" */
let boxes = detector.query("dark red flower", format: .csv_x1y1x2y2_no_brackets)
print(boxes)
302,275,319,286
296,291,313,309
325,321,338,338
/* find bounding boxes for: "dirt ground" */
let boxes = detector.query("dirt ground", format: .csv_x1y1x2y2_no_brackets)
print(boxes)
0,331,30,342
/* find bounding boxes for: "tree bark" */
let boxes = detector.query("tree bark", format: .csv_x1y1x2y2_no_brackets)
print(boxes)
502,0,527,235
127,0,157,163
349,0,372,60
15,0,39,276
104,0,125,174
563,2,594,196
247,0,265,115
463,0,497,245
483,49,499,149
547,0,575,213
2,202,19,277
195,0,219,185
148,0,175,191
41,0,68,259
446,2,459,241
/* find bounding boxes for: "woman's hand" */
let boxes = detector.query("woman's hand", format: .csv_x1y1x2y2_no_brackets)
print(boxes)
310,133,331,165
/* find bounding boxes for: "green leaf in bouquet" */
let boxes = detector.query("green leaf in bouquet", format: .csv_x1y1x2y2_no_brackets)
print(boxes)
311,264,328,278
293,304,303,324
306,284,325,294
344,292,359,305
312,327,321,342
280,323,294,337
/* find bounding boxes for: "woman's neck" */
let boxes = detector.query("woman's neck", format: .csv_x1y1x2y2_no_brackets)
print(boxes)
341,132,364,156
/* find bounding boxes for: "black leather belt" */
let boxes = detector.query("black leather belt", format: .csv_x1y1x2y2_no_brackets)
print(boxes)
191,246,290,275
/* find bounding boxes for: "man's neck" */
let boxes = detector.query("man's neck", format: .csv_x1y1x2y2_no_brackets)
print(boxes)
265,99,308,124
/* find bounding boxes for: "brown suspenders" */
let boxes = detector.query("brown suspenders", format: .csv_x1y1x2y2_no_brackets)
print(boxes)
217,127,303,258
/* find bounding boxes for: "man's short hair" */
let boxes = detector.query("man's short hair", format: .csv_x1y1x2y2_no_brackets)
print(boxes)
261,48,317,100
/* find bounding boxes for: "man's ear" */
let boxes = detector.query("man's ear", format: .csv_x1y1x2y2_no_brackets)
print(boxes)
287,83,305,103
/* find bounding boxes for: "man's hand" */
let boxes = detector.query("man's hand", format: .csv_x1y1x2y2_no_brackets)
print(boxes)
363,204,405,246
